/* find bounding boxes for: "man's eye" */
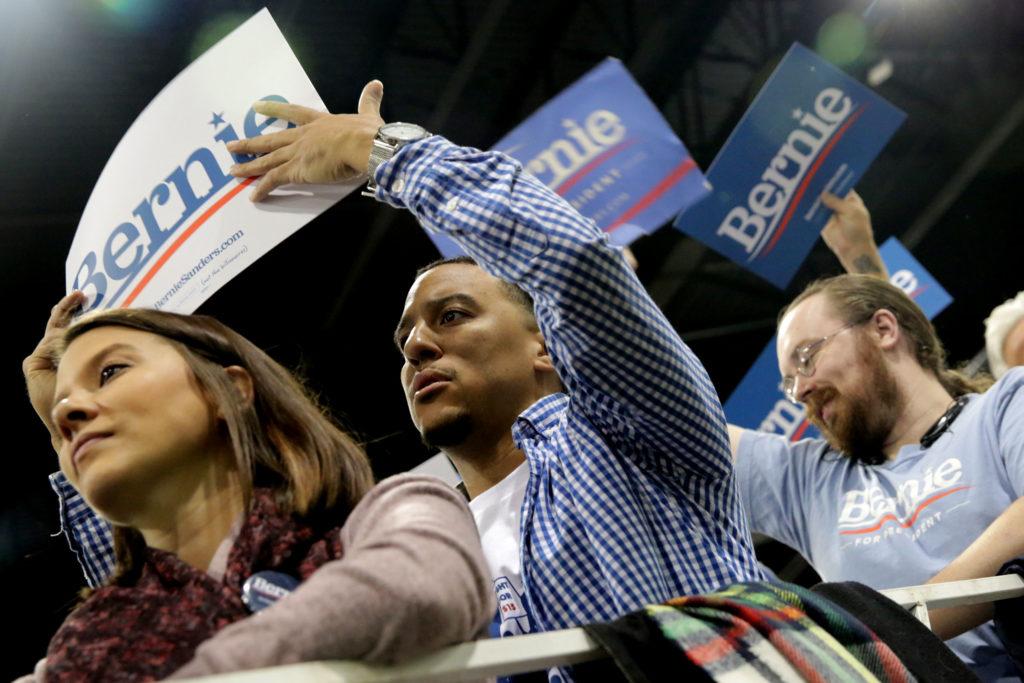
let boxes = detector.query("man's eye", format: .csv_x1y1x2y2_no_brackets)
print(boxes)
440,309,467,324
99,364,128,385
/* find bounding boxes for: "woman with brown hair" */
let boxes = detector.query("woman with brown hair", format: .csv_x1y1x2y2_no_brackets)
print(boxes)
19,292,493,682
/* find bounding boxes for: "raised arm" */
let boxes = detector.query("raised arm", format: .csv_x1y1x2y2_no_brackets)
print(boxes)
820,190,888,279
378,139,731,478
228,82,732,481
170,475,493,677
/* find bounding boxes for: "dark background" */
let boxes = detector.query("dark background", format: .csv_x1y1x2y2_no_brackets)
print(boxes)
2,0,1022,676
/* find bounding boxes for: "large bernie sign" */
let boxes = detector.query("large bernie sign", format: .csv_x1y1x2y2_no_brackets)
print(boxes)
427,58,710,257
674,43,906,289
67,9,358,313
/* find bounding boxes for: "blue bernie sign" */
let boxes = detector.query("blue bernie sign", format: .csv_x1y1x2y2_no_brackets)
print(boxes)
674,43,906,289
724,237,952,441
878,236,953,318
426,57,709,257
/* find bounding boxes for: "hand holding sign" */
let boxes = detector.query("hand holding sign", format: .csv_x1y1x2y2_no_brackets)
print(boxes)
228,80,385,201
22,291,87,450
820,190,886,277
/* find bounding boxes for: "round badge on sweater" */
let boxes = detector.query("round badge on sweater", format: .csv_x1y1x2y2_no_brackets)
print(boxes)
241,570,300,612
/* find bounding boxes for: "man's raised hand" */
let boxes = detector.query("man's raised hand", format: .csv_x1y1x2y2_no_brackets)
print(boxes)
820,189,887,278
227,80,385,201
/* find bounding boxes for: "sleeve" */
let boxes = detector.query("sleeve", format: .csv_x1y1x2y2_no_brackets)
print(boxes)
995,368,1024,496
377,136,731,480
733,428,827,557
169,474,494,677
49,471,116,589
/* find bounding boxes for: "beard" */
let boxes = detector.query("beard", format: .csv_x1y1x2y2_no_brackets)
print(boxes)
420,410,475,451
806,335,904,465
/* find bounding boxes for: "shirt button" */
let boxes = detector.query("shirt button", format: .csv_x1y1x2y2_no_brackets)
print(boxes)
446,197,459,212
392,177,405,193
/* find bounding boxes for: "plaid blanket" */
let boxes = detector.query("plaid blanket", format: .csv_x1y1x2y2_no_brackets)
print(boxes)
646,581,915,683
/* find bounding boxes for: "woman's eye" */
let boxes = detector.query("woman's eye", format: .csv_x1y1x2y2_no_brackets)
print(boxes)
99,364,128,385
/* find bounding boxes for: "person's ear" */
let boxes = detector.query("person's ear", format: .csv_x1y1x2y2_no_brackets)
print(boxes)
871,309,901,351
224,365,255,409
532,331,557,375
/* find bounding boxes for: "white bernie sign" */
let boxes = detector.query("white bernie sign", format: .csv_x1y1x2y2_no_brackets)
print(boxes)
66,8,357,313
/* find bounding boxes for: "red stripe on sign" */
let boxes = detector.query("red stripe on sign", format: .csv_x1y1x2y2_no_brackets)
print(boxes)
839,485,970,536
604,157,698,232
121,176,258,307
759,104,867,258
790,419,811,442
554,138,638,195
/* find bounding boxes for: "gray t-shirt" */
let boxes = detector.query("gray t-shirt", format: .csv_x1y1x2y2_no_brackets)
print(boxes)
736,367,1024,682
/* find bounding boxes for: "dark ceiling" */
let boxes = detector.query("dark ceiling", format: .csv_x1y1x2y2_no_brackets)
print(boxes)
2,0,1022,676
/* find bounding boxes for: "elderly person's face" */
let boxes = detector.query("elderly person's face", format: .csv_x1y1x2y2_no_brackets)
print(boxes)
1003,318,1024,371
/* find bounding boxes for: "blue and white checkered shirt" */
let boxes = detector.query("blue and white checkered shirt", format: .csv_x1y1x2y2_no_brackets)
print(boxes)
49,471,114,587
377,136,763,632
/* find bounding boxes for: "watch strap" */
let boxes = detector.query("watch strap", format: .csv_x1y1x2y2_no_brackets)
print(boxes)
364,136,397,194
362,123,430,197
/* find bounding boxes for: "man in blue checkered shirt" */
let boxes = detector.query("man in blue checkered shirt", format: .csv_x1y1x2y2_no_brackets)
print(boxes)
40,82,762,641
228,81,763,638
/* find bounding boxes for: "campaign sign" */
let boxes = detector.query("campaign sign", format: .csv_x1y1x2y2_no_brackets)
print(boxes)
724,237,952,441
424,58,709,258
674,43,906,289
67,9,358,313
878,236,952,316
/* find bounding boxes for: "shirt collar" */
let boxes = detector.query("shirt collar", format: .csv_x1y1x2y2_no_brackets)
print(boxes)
513,392,569,443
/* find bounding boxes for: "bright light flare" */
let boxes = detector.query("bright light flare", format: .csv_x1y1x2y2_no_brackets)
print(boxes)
816,12,869,67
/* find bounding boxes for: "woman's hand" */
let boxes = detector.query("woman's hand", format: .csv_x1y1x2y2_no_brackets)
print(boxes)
23,291,86,451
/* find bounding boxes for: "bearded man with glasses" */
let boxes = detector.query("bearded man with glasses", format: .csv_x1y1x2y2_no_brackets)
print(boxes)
779,316,904,466
727,273,1024,681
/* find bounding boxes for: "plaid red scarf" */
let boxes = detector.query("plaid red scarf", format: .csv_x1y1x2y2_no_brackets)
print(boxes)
649,582,914,682
45,490,344,682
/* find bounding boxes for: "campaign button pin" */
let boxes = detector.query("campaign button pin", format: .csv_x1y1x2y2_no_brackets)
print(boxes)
241,570,300,613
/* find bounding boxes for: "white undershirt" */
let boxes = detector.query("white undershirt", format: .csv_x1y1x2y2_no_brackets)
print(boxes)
467,461,533,636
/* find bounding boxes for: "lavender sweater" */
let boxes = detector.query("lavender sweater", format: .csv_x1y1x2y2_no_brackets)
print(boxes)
20,474,493,681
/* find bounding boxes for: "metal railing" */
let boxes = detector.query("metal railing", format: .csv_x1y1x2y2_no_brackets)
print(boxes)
186,574,1024,682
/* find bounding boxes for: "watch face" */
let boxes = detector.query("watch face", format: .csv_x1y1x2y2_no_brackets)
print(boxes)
381,122,428,143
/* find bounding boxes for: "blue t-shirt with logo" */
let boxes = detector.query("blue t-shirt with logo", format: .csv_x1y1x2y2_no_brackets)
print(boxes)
735,368,1024,682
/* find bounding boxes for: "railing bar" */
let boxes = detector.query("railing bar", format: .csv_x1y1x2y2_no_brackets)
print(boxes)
186,576,1024,682
187,628,607,683
879,574,1024,610
911,602,932,628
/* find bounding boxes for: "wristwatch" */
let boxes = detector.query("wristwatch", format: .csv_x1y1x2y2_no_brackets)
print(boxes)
363,122,431,196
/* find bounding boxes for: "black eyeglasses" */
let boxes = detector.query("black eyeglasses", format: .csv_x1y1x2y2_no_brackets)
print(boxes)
781,322,860,404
